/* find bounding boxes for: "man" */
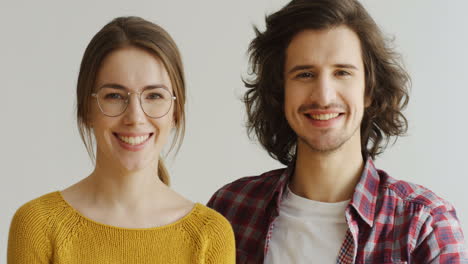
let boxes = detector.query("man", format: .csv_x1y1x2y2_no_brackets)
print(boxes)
207,0,467,263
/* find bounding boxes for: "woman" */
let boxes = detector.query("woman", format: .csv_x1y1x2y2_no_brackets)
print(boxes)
8,16,235,263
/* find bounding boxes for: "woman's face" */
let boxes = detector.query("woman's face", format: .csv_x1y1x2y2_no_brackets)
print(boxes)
90,46,175,172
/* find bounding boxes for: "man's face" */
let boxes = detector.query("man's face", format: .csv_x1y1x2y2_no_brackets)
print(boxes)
284,25,367,154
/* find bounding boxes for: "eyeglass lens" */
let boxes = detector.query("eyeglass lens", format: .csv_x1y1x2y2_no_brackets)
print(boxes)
96,87,173,118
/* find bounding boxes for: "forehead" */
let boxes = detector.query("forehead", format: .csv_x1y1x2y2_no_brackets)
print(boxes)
95,46,171,91
285,25,363,69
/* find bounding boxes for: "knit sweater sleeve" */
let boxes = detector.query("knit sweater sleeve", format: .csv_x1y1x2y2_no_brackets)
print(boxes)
203,210,236,264
7,199,52,264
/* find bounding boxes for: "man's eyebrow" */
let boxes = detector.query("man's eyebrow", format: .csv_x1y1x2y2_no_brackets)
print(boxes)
286,63,359,74
287,65,315,75
334,64,359,70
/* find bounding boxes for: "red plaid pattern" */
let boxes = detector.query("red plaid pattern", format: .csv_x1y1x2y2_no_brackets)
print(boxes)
207,158,468,263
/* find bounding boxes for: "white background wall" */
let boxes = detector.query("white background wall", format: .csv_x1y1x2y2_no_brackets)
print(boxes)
2,0,467,258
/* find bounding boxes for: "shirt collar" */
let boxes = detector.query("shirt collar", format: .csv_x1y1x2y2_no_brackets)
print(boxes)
265,164,294,211
349,157,380,227
268,157,380,227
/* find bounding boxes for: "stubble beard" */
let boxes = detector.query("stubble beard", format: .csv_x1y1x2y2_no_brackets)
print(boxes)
298,121,361,155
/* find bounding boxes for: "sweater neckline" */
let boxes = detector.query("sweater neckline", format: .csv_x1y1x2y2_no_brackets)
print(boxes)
53,191,201,231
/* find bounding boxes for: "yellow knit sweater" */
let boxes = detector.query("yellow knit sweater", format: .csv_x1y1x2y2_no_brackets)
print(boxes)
7,192,235,264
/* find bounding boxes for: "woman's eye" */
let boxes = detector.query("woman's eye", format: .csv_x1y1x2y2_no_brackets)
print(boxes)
146,93,162,100
104,93,124,100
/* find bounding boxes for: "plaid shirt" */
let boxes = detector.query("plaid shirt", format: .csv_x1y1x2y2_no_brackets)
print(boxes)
207,158,468,263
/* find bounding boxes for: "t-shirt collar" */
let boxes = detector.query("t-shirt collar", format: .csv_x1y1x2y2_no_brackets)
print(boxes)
268,157,379,227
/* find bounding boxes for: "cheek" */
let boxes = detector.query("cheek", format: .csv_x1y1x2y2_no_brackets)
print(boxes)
357,77,367,107
284,83,302,112
92,120,114,146
153,116,173,136
283,88,295,121
358,83,367,109
284,86,307,133
346,93,365,113
87,102,103,127
89,110,117,139
345,80,366,109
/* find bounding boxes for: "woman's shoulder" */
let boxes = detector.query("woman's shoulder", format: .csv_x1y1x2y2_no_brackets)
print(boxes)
13,191,64,221
192,203,228,220
11,191,73,233
188,204,235,259
188,203,234,234
9,192,67,248
8,192,63,262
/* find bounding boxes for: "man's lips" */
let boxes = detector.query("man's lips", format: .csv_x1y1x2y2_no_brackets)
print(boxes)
302,111,344,128
303,111,344,121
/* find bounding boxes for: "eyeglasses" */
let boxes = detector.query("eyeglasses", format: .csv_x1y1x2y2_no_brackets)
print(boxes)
91,87,176,118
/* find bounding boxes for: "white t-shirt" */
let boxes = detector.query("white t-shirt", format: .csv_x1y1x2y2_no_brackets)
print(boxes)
264,186,350,263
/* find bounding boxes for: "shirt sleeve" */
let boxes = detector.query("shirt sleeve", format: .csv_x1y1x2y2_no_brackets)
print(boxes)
413,206,468,263
206,190,219,209
204,213,236,264
7,202,52,264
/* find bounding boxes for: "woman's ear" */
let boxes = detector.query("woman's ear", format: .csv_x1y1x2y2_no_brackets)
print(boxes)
87,115,94,128
172,110,178,128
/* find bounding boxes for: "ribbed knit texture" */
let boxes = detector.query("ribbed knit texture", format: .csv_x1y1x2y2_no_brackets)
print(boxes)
8,192,235,264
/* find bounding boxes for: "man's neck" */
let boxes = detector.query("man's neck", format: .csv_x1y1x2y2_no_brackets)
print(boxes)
289,139,365,203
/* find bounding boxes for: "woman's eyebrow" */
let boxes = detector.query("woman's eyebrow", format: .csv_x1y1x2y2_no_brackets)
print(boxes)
98,83,169,90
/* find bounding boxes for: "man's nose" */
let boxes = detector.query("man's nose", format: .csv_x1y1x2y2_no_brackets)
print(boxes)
311,74,337,107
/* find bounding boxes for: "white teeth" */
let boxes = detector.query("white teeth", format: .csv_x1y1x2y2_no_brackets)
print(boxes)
117,134,150,145
309,113,339,120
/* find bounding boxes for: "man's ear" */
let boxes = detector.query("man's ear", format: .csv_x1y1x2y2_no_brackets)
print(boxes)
364,95,372,108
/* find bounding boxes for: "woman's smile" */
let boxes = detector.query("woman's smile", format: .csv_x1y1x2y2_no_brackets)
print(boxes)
113,132,154,152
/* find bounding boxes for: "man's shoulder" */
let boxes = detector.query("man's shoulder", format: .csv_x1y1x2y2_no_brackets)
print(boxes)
376,170,467,261
217,168,285,193
207,168,286,211
380,170,455,213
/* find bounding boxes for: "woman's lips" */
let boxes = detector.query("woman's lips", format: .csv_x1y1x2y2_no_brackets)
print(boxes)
113,132,154,151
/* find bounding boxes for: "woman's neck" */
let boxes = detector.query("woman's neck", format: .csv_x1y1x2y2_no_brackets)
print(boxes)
81,152,166,210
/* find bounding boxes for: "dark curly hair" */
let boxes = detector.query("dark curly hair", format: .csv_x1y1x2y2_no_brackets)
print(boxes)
244,0,410,165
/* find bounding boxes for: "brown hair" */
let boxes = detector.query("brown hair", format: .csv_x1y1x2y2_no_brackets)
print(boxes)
76,16,186,185
244,0,410,165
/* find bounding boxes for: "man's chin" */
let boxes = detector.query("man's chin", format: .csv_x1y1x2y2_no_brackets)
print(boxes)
299,136,347,154
308,143,345,154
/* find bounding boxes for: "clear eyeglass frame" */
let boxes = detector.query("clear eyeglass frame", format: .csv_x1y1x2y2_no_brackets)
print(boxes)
91,88,177,119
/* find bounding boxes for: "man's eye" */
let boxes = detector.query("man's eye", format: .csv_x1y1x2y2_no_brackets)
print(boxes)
295,72,314,79
336,70,351,77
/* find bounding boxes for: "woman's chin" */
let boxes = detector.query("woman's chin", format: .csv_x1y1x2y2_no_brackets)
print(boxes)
116,156,156,173
95,147,160,173
124,163,152,173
